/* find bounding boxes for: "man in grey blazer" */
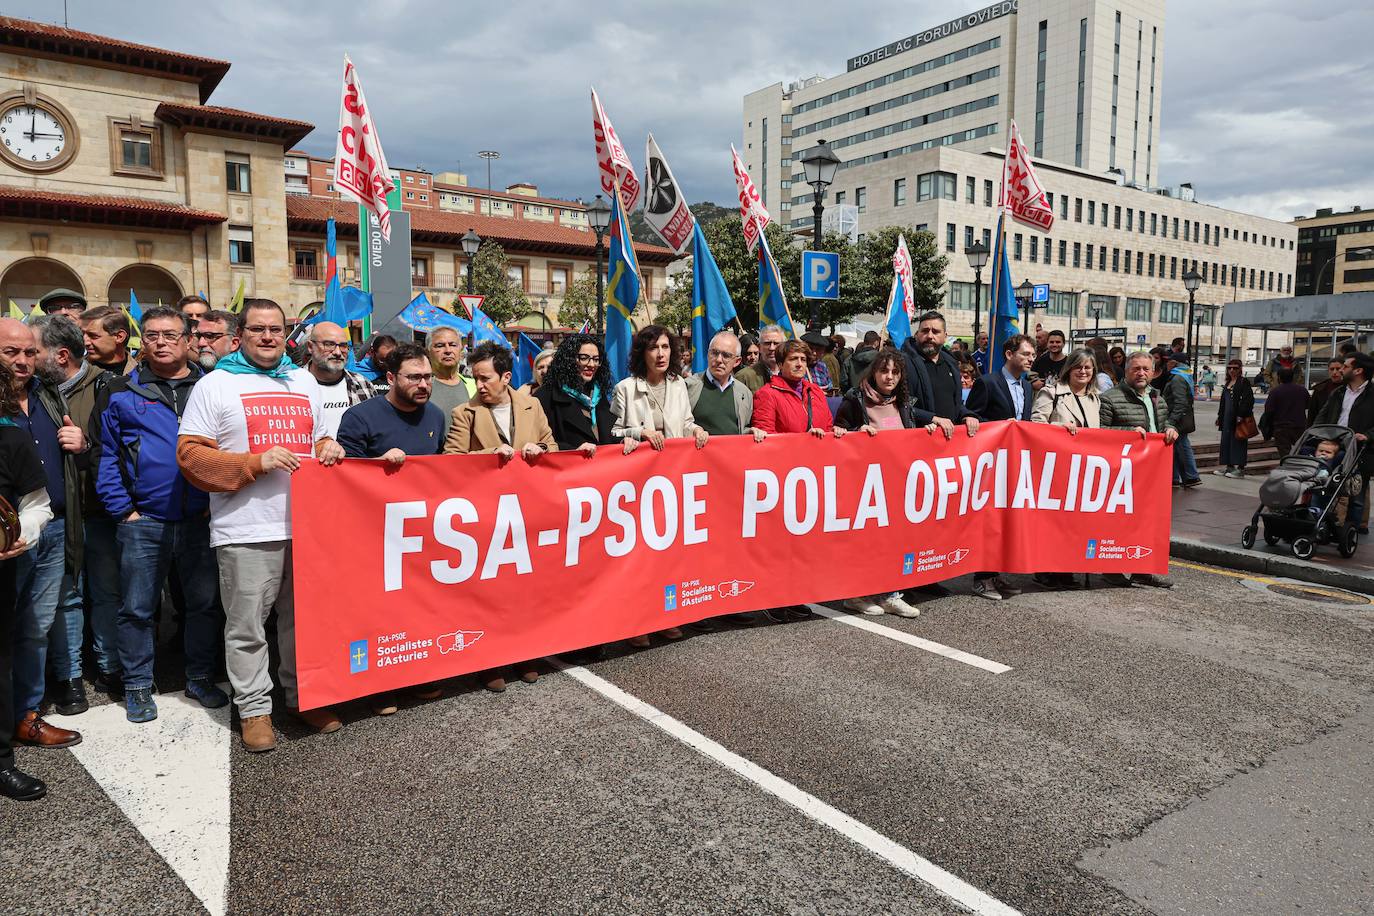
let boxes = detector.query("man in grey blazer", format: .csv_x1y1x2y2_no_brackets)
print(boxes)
685,331,766,442
684,330,765,630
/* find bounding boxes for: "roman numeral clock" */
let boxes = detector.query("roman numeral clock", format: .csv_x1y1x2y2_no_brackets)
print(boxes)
0,92,79,173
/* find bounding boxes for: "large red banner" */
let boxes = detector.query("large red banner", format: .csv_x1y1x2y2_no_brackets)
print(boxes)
292,422,1171,708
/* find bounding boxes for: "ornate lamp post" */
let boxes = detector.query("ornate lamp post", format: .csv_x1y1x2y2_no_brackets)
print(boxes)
586,194,613,336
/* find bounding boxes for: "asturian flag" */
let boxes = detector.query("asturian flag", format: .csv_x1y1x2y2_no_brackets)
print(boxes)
988,212,1021,375
1001,119,1054,232
127,289,143,322
604,183,641,383
643,134,695,255
756,232,795,339
689,221,736,373
731,145,770,254
591,88,640,212
304,217,374,325
885,234,915,348
510,332,544,389
335,56,397,242
470,300,508,347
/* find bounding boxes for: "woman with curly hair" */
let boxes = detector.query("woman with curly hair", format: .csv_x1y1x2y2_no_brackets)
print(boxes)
535,334,616,454
610,325,707,646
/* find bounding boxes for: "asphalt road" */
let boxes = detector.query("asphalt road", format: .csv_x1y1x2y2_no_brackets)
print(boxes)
2,563,1372,916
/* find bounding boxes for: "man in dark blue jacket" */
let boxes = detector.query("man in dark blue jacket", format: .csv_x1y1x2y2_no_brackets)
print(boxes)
900,311,980,436
966,334,1036,422
94,307,227,723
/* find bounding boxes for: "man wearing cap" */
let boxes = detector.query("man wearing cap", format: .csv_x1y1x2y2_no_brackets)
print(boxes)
37,289,86,321
1160,351,1201,488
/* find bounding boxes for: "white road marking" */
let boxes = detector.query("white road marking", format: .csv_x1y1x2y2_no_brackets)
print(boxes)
50,688,232,916
807,605,1014,674
554,660,1023,916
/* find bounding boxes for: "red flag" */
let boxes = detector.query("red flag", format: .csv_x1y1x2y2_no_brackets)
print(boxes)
731,144,770,254
334,56,397,242
591,88,640,212
1000,120,1054,232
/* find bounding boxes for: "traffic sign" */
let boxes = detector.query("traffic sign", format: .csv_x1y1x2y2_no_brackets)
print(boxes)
1031,283,1050,304
1136,333,1147,344
800,250,840,300
456,294,486,319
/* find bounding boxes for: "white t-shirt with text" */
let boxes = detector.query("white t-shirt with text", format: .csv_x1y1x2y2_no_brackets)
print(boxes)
180,367,325,547
316,376,351,440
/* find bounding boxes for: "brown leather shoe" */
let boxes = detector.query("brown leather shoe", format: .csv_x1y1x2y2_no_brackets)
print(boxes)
409,682,443,701
627,635,651,648
289,706,342,734
13,711,81,748
240,715,276,753
482,672,507,693
660,627,684,640
519,663,539,684
369,693,398,716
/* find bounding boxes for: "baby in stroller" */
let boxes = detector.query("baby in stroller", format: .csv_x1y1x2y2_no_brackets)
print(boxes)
1305,439,1343,518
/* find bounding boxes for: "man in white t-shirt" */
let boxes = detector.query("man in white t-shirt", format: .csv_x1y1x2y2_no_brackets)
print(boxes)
304,321,375,438
177,299,345,752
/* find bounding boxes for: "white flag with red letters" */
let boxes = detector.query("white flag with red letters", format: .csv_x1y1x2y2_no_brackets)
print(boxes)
892,234,914,315
591,88,640,212
334,56,397,242
731,145,770,254
1000,120,1054,232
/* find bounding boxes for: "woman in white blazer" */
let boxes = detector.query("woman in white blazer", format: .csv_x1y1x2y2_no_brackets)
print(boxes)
610,325,708,646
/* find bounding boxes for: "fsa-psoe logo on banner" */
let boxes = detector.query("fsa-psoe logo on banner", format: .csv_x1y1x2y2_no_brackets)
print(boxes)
664,585,678,612
1085,539,1099,559
717,579,754,599
948,548,970,566
435,630,484,654
1123,546,1153,559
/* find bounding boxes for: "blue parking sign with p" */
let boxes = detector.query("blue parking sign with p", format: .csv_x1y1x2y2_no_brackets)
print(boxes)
801,250,840,300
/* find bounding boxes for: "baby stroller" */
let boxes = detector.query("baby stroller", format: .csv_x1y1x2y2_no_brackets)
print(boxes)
1242,424,1365,559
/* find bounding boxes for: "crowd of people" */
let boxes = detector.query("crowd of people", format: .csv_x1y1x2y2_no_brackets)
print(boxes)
3,290,1372,801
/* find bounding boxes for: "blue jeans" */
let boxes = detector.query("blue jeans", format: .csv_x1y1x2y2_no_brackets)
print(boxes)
46,569,84,682
116,516,221,690
12,518,65,721
84,516,123,675
1173,434,1199,483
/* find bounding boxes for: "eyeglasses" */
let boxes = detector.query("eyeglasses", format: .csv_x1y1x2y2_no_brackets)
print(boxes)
574,354,602,365
399,372,433,383
192,330,228,342
142,331,184,343
243,326,286,338
313,340,351,351
707,348,738,360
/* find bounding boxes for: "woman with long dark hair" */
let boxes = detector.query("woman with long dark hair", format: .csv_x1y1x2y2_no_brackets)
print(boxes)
611,325,706,645
536,334,616,453
0,358,55,800
833,350,920,617
1215,358,1255,478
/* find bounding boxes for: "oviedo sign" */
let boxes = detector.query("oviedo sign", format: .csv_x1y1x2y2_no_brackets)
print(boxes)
848,1,1019,72
291,422,1171,709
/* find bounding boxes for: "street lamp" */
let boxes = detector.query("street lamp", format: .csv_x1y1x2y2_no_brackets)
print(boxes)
965,240,989,345
1018,278,1034,335
538,295,548,329
1183,267,1202,375
798,138,842,331
1315,246,1374,295
586,194,613,336
1089,301,1102,336
461,229,482,295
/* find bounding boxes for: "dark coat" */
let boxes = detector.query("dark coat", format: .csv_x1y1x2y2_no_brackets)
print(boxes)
1217,378,1255,431
833,387,918,431
535,383,616,450
1316,382,1374,472
29,378,84,574
965,369,1033,422
899,339,973,425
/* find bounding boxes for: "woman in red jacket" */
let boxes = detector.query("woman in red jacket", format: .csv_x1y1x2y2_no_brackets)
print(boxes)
753,340,845,437
751,340,844,623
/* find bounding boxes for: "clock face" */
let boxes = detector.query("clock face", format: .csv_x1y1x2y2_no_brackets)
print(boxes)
0,103,70,169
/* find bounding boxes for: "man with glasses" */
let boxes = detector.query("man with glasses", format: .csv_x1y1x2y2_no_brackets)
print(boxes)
191,309,238,371
0,318,85,752
36,288,87,320
736,324,786,394
304,321,375,438
177,300,345,751
92,307,227,723
426,326,474,435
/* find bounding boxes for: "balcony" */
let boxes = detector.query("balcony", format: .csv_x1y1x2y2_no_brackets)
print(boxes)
293,263,324,281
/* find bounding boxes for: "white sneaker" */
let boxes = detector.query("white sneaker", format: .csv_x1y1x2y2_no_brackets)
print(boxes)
1224,469,1246,479
1212,467,1231,476
842,597,885,616
880,595,921,618
972,578,1004,600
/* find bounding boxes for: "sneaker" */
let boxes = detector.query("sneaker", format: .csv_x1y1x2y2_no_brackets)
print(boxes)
290,705,343,734
1180,477,1203,489
972,578,1004,600
993,576,1022,598
1212,466,1233,477
1224,469,1246,479
184,678,229,709
1133,573,1175,589
842,596,885,616
369,693,399,716
125,688,157,724
51,678,89,716
880,595,921,618
240,714,276,753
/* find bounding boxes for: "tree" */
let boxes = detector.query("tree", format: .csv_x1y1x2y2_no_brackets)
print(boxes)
653,282,693,338
460,239,529,327
555,270,598,331
856,226,947,316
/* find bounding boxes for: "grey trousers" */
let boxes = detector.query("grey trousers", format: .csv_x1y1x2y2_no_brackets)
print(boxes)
217,541,296,717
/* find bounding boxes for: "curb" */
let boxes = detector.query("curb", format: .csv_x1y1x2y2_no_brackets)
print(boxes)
1170,537,1374,596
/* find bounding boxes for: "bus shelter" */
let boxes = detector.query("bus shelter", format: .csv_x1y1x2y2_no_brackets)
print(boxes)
1222,292,1374,385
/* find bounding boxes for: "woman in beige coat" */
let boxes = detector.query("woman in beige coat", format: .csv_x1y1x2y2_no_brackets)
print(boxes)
1032,348,1102,590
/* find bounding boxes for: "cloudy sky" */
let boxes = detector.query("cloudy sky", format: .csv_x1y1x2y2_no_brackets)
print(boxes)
7,0,1372,221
